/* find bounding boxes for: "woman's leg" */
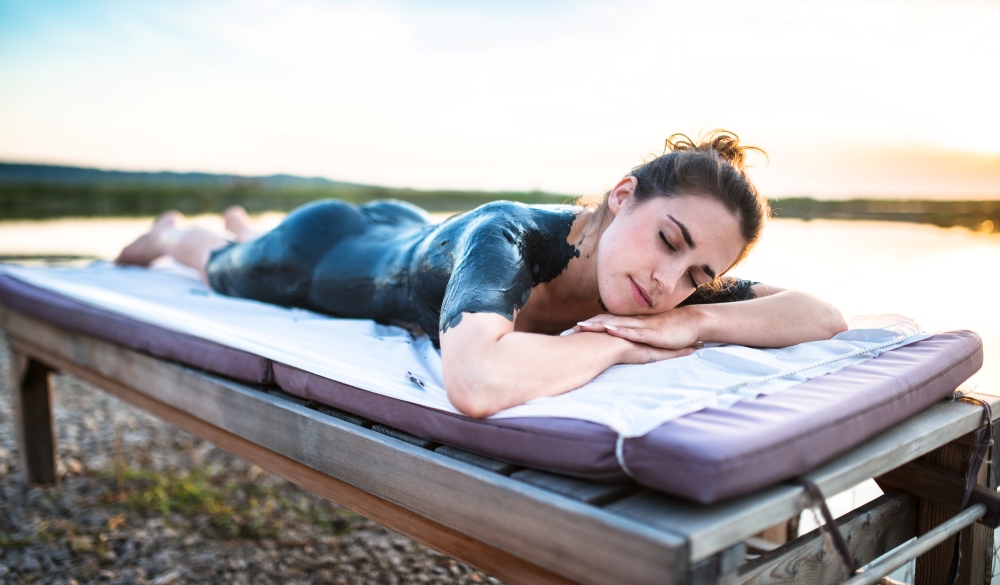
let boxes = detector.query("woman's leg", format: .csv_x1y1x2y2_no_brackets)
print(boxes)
114,212,229,281
223,206,267,242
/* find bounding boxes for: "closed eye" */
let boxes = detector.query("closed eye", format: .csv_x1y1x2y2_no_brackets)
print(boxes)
659,231,676,252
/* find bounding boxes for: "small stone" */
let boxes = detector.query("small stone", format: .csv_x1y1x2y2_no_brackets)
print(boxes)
69,535,94,553
107,515,126,531
152,570,182,585
22,554,41,572
65,458,83,474
311,555,338,568
181,534,201,546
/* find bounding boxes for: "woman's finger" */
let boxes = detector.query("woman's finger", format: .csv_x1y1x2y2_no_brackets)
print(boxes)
605,325,648,343
577,315,645,331
574,320,611,332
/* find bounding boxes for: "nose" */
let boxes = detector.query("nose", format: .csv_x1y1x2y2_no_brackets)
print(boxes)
652,260,686,298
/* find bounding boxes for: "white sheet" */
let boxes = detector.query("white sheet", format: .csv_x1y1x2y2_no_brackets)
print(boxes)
0,262,928,438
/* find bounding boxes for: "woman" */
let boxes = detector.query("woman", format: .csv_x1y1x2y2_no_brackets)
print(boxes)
116,131,847,417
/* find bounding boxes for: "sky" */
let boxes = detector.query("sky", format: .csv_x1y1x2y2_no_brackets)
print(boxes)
1,0,998,199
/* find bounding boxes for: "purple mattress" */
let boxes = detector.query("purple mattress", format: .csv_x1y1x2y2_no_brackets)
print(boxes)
0,273,983,503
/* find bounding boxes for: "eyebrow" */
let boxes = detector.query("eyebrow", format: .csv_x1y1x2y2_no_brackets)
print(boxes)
667,214,716,280
668,214,695,248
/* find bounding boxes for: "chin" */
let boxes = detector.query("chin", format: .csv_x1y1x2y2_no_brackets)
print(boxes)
598,280,636,315
601,293,634,316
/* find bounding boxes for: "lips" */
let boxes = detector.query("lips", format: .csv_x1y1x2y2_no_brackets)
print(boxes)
629,277,653,308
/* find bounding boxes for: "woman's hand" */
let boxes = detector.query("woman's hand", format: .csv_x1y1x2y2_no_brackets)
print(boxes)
616,339,699,365
565,307,702,350
565,287,848,350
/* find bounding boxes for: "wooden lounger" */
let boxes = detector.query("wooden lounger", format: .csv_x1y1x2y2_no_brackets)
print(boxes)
5,304,1000,585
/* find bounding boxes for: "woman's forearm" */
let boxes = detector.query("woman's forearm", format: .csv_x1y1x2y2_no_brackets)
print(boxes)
440,313,691,417
461,331,626,415
688,290,847,347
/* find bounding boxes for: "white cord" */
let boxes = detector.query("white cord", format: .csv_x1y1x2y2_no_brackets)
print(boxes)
615,435,635,479
717,335,922,396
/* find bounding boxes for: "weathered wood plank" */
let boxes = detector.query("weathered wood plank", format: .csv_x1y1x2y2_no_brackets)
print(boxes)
435,445,519,475
511,469,637,506
877,459,1000,528
737,490,918,585
17,347,578,585
606,390,1000,562
2,308,688,585
264,387,311,407
12,352,57,485
846,503,986,585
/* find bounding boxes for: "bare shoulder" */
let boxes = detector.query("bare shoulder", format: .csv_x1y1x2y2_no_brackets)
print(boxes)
750,282,785,298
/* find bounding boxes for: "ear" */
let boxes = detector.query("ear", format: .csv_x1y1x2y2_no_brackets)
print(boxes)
607,176,638,217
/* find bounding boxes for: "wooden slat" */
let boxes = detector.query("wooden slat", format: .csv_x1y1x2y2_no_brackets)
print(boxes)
435,445,519,475
877,459,1000,528
737,490,918,585
1,307,688,585
511,469,637,506
606,390,1000,562
371,424,439,449
12,352,57,485
313,403,373,428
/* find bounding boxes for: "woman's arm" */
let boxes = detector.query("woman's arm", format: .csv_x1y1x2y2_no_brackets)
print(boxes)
572,284,848,349
440,312,696,418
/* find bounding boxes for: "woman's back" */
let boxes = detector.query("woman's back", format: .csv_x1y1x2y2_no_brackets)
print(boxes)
206,199,581,344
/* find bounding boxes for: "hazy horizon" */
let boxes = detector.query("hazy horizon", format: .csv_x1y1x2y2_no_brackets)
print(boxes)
2,0,998,200
1,158,998,202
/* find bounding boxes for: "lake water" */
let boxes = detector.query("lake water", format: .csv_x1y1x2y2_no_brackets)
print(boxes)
1,214,999,581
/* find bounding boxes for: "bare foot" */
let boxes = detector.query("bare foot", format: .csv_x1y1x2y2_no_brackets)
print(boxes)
223,206,260,242
114,211,185,266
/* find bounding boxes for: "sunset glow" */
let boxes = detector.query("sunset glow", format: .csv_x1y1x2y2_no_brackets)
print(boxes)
1,0,998,198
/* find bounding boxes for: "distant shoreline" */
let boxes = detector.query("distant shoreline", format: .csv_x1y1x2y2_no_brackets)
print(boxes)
1,162,997,231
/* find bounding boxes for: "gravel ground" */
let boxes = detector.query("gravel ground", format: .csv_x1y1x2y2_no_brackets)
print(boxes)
0,332,501,584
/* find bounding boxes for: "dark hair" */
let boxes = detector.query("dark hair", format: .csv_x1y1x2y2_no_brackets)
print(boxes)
589,129,770,268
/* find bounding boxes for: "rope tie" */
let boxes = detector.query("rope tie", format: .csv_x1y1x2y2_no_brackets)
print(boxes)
944,394,993,585
791,478,857,578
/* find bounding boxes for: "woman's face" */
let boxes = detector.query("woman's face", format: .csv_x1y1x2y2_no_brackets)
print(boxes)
596,177,745,315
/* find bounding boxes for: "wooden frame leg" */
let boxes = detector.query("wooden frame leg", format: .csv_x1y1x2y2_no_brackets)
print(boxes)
687,543,745,585
12,351,57,485
913,431,995,585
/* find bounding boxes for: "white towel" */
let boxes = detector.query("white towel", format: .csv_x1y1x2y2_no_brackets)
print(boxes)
0,262,927,438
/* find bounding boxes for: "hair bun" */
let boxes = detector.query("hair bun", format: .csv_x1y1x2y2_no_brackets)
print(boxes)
664,130,764,172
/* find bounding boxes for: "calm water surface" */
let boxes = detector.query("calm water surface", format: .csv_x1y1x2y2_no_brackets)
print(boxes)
1,215,997,393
